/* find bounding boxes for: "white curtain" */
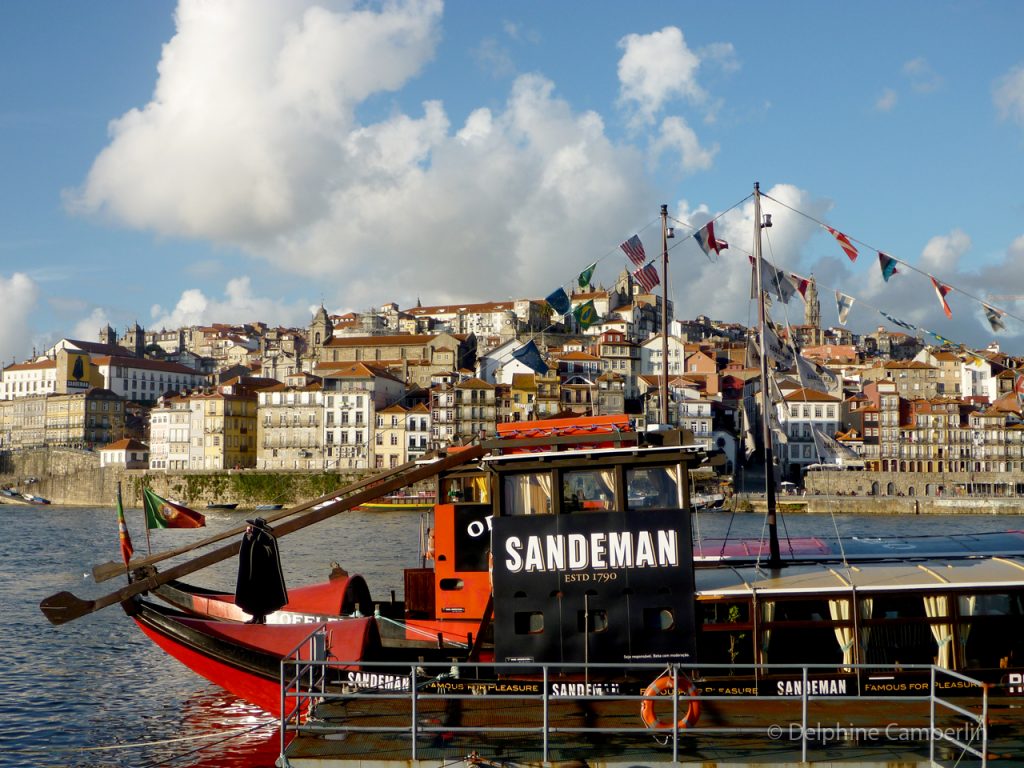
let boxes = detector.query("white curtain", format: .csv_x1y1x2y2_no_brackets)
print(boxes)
760,601,775,664
829,598,855,668
504,473,552,515
858,597,874,662
957,594,977,666
923,595,954,669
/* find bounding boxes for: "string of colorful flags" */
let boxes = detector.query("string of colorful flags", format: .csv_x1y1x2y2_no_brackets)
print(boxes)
761,191,1019,335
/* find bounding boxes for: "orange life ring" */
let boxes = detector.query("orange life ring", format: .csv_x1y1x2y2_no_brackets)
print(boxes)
640,673,700,730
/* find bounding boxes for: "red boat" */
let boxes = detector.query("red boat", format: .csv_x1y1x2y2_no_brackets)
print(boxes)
128,599,381,717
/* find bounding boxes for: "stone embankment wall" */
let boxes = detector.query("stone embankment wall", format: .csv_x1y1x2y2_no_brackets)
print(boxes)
744,495,1024,515
0,448,435,508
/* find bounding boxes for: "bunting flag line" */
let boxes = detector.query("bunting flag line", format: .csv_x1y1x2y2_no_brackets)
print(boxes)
983,303,1006,333
796,353,839,394
143,488,206,529
694,221,728,258
741,395,758,459
756,258,797,304
812,428,861,464
633,263,660,293
573,299,598,330
880,310,917,332
790,272,811,301
835,291,855,325
762,319,796,370
620,234,646,266
511,340,549,374
927,330,956,346
545,287,571,316
577,262,596,289
878,252,899,282
930,277,953,319
826,226,859,262
116,484,133,568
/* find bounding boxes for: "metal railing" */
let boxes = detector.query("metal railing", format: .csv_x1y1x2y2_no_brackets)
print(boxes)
278,633,991,766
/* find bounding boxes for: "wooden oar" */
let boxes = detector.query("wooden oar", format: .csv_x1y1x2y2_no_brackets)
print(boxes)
41,445,483,626
91,454,435,583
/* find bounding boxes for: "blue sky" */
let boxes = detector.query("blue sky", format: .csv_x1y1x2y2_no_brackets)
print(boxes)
2,0,1023,366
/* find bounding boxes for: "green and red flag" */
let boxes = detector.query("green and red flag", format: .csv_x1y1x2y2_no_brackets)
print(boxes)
116,485,133,567
143,488,206,529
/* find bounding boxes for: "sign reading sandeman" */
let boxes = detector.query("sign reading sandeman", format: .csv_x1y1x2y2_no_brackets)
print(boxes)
492,509,696,667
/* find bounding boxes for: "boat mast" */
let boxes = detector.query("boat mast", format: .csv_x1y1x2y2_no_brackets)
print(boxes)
753,182,783,567
660,203,670,425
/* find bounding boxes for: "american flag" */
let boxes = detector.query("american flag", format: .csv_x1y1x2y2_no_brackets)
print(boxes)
633,263,660,292
620,234,646,266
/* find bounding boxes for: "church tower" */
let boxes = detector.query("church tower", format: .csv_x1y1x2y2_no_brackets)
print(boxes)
308,305,333,364
805,275,821,329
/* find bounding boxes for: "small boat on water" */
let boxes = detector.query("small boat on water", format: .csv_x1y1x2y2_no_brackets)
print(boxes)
253,503,284,511
205,502,238,510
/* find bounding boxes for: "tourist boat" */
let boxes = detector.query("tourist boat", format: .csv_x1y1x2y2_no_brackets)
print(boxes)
39,186,1024,738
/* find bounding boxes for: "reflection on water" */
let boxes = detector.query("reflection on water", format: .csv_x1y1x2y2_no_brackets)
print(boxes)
5,503,1021,767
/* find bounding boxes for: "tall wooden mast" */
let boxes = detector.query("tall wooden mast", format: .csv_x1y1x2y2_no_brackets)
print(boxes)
753,183,783,567
660,203,670,425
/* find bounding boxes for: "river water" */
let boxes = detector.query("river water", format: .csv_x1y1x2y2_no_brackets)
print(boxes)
5,504,1023,768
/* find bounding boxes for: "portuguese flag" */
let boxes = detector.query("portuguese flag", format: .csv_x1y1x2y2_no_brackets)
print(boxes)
143,488,206,529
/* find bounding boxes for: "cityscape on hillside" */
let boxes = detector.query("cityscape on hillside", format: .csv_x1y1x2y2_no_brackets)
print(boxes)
2,269,1022,498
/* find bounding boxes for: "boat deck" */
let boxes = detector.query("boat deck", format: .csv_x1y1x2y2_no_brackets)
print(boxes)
283,692,1024,767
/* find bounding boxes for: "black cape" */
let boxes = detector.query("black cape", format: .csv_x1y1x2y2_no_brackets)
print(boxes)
235,519,288,619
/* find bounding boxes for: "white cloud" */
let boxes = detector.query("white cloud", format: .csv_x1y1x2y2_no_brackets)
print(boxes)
875,88,898,112
994,65,1024,126
651,116,718,173
72,308,112,344
617,27,704,125
920,229,971,273
903,57,942,93
0,273,40,365
150,277,331,330
68,0,659,315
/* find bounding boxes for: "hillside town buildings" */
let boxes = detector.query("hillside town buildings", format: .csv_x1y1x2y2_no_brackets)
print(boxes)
1,284,1022,498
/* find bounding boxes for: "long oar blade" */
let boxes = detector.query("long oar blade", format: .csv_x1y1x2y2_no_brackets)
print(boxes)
91,455,428,583
41,445,482,626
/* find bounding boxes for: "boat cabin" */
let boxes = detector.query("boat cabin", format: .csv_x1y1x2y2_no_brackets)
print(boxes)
404,415,707,669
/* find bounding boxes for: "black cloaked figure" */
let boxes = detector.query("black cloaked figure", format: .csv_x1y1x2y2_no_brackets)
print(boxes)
235,517,288,624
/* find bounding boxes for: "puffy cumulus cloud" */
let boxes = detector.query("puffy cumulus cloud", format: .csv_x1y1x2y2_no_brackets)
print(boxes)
68,0,661,311
669,184,831,322
150,277,313,329
920,229,971,273
0,273,40,364
72,308,112,343
68,0,443,241
994,65,1024,126
651,116,718,174
617,27,704,124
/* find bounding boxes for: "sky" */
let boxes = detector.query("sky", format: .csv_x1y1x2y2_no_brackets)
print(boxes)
2,0,1024,367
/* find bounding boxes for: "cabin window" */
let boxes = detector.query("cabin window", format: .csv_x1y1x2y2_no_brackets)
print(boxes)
957,592,1024,670
503,472,552,515
439,578,464,591
760,598,844,667
861,594,939,668
644,607,676,631
697,600,754,667
562,469,615,512
577,608,608,633
626,466,681,510
514,611,544,634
